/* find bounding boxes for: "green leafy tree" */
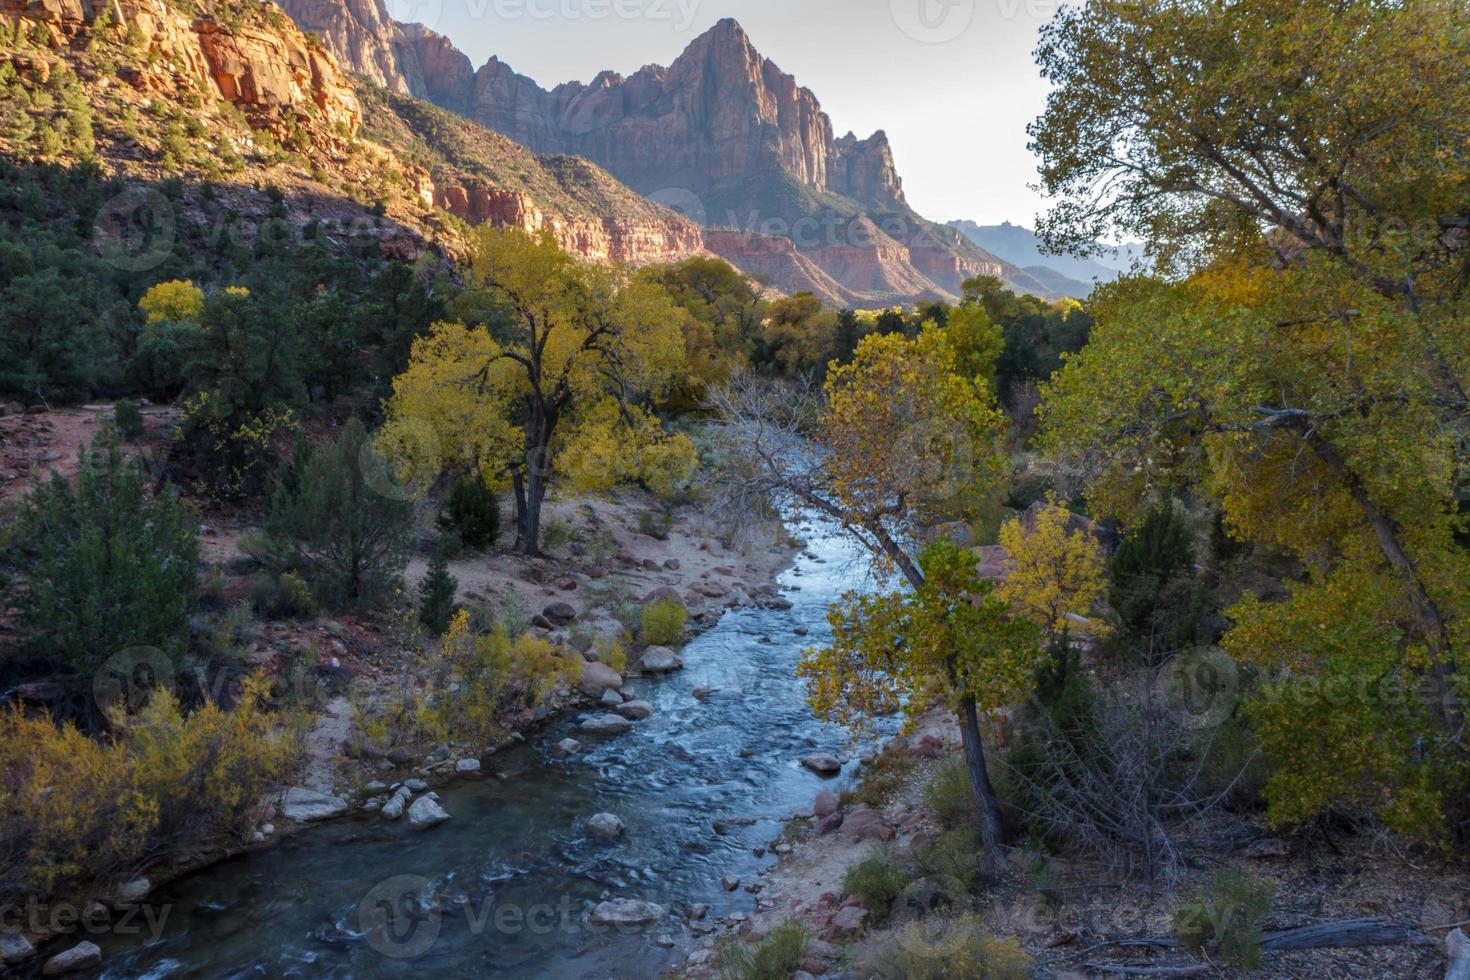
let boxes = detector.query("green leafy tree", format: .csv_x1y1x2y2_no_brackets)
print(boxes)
439,476,500,550
263,419,412,607
801,542,1042,873
1033,0,1470,836
11,424,199,679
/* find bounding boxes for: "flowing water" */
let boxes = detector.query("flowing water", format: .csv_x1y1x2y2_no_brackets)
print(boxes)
85,517,891,979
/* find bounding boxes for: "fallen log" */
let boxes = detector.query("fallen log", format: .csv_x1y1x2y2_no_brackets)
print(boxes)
1259,917,1427,951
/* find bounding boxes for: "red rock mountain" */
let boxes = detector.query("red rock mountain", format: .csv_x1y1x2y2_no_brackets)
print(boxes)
272,8,1023,305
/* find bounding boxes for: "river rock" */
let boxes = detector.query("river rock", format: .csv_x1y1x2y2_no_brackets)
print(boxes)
638,647,683,673
580,713,634,736
1,932,34,964
576,661,623,698
552,737,582,757
404,778,429,792
600,688,624,708
616,699,654,720
42,942,100,975
589,899,665,927
839,804,893,842
380,791,409,820
817,811,844,835
407,795,450,830
829,905,867,938
721,875,740,891
115,876,151,903
586,813,626,839
801,754,842,775
813,791,840,818
455,758,481,774
281,787,349,822
543,602,577,625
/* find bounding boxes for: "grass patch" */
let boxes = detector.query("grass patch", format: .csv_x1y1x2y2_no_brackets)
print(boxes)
720,919,807,980
843,852,912,926
856,915,1031,979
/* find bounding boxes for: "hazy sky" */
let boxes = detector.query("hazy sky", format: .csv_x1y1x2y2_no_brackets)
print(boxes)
389,0,1059,226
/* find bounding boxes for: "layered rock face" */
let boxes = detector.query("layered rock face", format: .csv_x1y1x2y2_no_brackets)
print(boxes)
274,0,409,93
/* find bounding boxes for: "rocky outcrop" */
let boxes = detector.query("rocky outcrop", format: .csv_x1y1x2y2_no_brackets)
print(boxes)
392,21,473,113
831,131,907,211
274,0,409,94
194,18,360,131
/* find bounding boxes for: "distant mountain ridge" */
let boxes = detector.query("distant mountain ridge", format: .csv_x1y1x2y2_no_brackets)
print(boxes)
948,220,1143,296
272,5,1050,305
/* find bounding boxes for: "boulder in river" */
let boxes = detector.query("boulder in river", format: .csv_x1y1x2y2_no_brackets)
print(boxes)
801,754,842,775
551,738,582,757
586,813,626,839
280,787,349,822
599,689,624,708
588,899,665,927
380,790,409,820
407,795,450,830
575,662,623,698
616,700,654,720
2,932,34,964
638,647,683,674
116,877,151,903
580,713,634,736
814,791,840,818
455,758,481,774
42,942,100,975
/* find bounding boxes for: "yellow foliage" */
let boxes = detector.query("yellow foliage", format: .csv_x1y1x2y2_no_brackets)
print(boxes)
137,279,203,326
995,501,1111,639
0,674,305,902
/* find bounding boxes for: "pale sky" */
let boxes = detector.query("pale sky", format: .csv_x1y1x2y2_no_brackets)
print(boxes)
389,0,1059,227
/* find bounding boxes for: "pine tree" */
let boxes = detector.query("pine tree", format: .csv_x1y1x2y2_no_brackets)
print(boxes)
418,549,459,634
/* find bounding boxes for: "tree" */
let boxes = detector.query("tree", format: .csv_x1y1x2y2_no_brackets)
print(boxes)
1032,0,1470,837
717,322,1022,869
418,550,459,634
760,293,841,376
380,228,692,555
10,424,199,683
639,256,765,404
263,419,412,607
995,502,1111,642
137,280,203,326
800,541,1042,873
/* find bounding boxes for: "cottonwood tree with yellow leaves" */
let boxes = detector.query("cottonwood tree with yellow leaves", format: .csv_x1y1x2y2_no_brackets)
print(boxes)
995,502,1111,641
716,321,1034,870
379,228,696,556
1031,0,1470,838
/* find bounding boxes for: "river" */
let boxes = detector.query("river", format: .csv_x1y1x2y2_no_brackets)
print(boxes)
85,516,891,979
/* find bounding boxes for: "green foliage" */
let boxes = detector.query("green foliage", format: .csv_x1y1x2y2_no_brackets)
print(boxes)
539,515,573,553
639,597,688,646
439,476,500,549
249,570,317,620
912,828,982,900
719,920,808,980
262,419,412,608
418,550,459,634
9,425,199,680
113,398,144,441
1173,870,1273,969
843,853,912,926
924,755,978,830
856,916,1031,980
1108,501,1202,659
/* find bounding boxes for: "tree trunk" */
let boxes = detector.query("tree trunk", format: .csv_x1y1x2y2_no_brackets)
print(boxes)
510,467,530,554
958,695,1008,876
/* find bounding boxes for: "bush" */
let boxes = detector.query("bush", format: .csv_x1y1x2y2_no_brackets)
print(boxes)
924,755,977,830
249,570,317,620
415,611,581,746
540,516,573,552
912,828,981,900
113,399,144,441
1173,869,1273,969
1109,501,1202,660
720,919,807,980
640,597,688,646
856,916,1031,980
439,477,499,549
262,419,412,608
10,425,199,681
418,550,459,633
843,853,911,926
0,674,304,906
